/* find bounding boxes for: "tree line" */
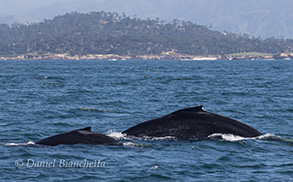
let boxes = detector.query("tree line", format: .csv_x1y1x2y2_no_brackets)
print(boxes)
0,11,292,56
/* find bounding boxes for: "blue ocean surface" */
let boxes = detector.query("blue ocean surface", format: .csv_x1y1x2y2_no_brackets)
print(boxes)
0,59,292,181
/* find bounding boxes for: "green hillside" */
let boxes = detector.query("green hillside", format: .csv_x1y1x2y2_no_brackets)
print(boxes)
0,11,292,57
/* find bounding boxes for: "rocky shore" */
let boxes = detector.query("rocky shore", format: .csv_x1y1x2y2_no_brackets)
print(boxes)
0,52,292,61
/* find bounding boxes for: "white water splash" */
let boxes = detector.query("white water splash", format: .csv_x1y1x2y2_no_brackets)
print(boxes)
256,133,283,140
106,130,176,141
107,130,179,146
122,142,145,147
150,166,159,170
123,135,177,141
208,133,246,141
142,136,177,141
208,133,282,141
106,130,127,140
4,141,35,146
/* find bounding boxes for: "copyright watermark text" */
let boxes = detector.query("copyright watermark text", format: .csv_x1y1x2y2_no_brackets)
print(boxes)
15,159,106,168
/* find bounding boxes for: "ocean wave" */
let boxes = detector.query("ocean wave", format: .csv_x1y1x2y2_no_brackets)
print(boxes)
42,76,48,79
40,76,65,80
78,107,119,113
40,82,58,85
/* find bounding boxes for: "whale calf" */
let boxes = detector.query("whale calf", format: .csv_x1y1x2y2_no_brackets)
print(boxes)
36,127,118,146
122,106,262,140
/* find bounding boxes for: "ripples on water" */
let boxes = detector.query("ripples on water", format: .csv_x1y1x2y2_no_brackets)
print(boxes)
0,59,292,181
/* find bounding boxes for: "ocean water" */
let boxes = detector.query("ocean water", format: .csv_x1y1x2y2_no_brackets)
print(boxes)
0,59,292,181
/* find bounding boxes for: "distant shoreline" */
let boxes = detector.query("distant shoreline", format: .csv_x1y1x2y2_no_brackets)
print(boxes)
0,52,292,61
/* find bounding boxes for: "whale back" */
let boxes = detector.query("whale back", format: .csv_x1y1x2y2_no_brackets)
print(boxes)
36,127,118,146
122,106,262,140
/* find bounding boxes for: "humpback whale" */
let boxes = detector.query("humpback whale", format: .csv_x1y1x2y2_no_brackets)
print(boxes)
122,106,262,140
36,127,118,146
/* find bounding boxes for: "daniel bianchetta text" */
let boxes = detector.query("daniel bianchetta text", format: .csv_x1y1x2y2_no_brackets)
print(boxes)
15,159,106,168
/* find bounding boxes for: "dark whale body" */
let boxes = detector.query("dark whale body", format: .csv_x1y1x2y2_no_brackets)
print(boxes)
36,127,118,146
122,106,262,140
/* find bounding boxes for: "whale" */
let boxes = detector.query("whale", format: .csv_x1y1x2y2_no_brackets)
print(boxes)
36,127,118,146
122,106,263,140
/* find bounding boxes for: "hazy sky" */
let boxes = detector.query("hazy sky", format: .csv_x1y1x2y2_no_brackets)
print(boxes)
0,0,55,14
1,0,292,19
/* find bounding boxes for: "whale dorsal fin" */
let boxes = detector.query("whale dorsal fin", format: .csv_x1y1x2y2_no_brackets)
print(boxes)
184,105,204,112
195,105,204,111
79,127,92,132
173,105,204,114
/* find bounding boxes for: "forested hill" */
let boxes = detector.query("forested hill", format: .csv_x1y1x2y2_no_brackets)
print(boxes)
0,11,293,57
